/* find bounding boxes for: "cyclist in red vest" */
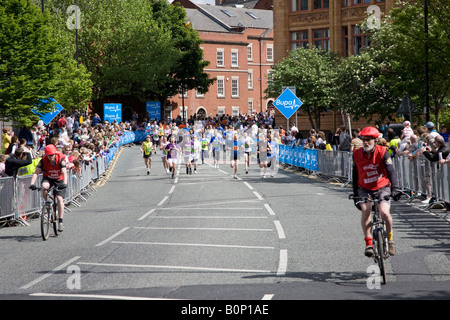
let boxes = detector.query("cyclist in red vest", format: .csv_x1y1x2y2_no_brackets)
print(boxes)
30,144,68,232
352,126,400,257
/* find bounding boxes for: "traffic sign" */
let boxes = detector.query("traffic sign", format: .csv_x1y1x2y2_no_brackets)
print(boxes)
33,98,64,125
273,88,303,120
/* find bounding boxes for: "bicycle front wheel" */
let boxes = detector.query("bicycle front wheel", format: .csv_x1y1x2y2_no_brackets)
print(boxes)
52,204,59,236
40,205,51,241
376,229,387,285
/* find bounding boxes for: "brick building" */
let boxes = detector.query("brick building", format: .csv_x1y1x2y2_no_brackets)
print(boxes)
167,3,274,120
272,0,397,133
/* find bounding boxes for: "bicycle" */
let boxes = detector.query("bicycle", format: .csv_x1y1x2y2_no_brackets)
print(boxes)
32,185,63,241
350,194,391,285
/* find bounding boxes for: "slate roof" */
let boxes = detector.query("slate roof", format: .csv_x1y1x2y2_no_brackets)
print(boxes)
185,4,272,33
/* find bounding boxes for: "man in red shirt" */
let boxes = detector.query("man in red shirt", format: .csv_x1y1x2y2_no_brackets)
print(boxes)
352,126,400,257
30,144,68,232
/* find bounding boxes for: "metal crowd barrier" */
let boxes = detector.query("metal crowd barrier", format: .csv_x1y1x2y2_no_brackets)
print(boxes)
279,146,450,215
0,129,148,226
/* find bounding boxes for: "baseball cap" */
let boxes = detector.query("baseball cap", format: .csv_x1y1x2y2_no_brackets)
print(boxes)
44,144,57,156
425,122,435,129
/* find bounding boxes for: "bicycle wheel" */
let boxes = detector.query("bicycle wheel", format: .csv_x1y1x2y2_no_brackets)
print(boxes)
376,229,387,285
40,205,51,241
52,204,59,236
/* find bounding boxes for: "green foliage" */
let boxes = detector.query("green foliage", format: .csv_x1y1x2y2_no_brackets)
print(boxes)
0,0,62,126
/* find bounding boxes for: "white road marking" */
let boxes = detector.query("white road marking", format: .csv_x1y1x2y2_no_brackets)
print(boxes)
77,262,271,273
262,294,274,300
168,185,176,194
157,196,169,206
95,227,129,247
253,191,264,200
243,182,253,190
277,249,288,276
264,203,276,216
134,226,273,232
137,209,155,221
29,293,180,300
112,241,274,250
20,256,81,289
274,220,286,239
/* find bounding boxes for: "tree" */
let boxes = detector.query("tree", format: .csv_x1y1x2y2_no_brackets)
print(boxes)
149,1,215,113
265,46,339,129
0,0,62,126
366,0,450,126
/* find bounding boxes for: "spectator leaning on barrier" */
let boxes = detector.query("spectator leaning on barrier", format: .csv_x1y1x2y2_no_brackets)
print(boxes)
422,134,450,164
4,147,32,177
338,126,352,152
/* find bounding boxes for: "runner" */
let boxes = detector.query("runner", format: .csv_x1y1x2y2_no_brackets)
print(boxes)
257,133,271,179
200,132,209,165
210,130,223,169
267,133,278,177
182,135,194,175
230,131,243,179
151,121,160,155
243,132,254,174
160,136,169,174
140,135,153,175
192,134,201,174
165,136,181,179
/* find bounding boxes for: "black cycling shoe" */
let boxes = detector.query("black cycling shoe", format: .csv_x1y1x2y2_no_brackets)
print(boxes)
365,246,374,257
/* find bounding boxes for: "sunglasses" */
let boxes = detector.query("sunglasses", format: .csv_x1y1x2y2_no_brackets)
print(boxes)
361,137,375,142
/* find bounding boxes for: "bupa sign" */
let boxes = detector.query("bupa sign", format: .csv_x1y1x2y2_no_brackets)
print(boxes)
273,88,303,120
104,103,122,122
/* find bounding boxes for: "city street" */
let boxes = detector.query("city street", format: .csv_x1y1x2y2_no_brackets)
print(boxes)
1,145,450,304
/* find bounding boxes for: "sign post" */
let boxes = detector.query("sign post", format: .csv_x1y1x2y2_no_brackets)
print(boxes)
273,88,303,132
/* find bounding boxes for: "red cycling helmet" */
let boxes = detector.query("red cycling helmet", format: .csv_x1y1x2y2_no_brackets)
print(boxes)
359,126,380,139
44,144,57,156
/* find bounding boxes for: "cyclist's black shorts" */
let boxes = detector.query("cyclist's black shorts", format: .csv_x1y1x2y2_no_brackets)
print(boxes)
357,184,390,203
42,177,66,198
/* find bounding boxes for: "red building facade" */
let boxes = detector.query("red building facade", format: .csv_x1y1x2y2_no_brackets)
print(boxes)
167,4,274,120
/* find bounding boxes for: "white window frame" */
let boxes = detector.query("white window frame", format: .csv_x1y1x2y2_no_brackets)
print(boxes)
217,48,224,67
217,76,225,98
217,106,225,116
232,106,240,117
248,69,253,89
231,49,239,67
247,44,253,61
248,98,254,114
231,76,239,98
266,44,273,62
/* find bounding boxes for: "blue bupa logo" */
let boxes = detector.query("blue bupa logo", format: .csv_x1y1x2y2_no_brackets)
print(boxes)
273,88,303,120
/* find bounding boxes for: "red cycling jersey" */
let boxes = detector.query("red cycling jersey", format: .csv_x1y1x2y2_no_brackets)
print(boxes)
352,145,391,191
38,152,66,180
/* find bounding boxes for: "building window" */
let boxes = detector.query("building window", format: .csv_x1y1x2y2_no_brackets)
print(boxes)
248,98,254,114
248,70,253,89
196,88,204,98
217,49,224,67
231,50,239,67
291,0,308,11
217,76,225,97
217,106,225,116
291,31,309,50
342,26,349,57
353,0,371,4
231,77,239,97
232,106,240,117
314,0,329,9
313,29,330,51
266,45,273,62
247,44,253,61
353,25,370,55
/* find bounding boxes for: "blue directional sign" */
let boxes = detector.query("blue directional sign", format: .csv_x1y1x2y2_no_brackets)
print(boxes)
146,101,161,121
273,88,303,120
104,103,122,122
33,98,64,125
